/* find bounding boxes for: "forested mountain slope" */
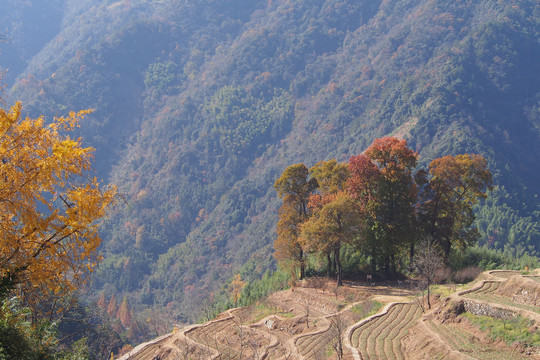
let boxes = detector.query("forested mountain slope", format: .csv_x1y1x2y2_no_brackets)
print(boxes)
1,0,538,324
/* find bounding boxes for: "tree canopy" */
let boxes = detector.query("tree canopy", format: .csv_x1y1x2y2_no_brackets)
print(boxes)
274,137,492,284
0,101,116,310
418,154,493,259
274,163,318,279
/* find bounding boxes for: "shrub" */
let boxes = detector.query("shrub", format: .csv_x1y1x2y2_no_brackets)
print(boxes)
453,266,482,283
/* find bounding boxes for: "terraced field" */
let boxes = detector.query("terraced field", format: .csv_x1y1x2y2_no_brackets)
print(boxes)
295,317,333,359
525,276,540,284
350,302,422,360
294,309,360,359
425,319,530,360
185,315,272,360
463,281,540,314
119,334,173,360
121,271,540,360
489,270,520,279
185,317,239,358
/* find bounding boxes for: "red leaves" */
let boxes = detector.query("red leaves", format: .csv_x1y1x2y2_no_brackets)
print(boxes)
365,137,417,176
347,154,380,200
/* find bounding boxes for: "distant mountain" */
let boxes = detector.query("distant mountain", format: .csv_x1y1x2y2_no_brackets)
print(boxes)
1,0,538,324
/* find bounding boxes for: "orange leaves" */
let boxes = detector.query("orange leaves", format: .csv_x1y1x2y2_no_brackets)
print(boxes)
274,163,318,279
0,101,116,310
429,154,492,204
309,159,348,196
421,154,493,258
365,137,417,174
274,163,318,210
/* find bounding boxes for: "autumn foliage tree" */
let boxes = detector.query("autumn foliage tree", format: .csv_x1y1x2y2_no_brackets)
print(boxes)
309,159,348,196
274,164,317,279
230,274,247,307
274,137,492,283
301,192,360,286
0,101,116,313
417,154,493,260
351,137,418,275
117,296,133,328
274,202,307,280
306,159,350,277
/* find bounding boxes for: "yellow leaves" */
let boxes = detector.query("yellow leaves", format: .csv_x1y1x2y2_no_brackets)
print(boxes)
0,101,116,315
230,274,247,307
53,108,94,131
0,101,22,133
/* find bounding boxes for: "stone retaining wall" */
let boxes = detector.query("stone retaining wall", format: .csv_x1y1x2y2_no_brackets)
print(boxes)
463,300,516,319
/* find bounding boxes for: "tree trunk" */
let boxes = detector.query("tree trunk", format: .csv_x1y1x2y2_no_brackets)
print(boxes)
442,238,451,263
327,252,332,276
383,256,391,278
299,249,305,280
334,246,342,286
427,278,431,309
409,242,415,268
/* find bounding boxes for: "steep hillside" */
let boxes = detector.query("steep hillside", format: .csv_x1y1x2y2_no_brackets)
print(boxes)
1,0,539,324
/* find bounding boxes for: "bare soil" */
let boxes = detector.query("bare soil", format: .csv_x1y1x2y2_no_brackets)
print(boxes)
120,272,540,360
496,275,540,307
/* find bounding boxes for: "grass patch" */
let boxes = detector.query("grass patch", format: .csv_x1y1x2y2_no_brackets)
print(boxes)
463,313,540,347
252,304,293,322
351,300,383,318
430,283,465,297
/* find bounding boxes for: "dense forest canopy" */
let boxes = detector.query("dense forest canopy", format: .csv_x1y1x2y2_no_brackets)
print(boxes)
0,0,538,330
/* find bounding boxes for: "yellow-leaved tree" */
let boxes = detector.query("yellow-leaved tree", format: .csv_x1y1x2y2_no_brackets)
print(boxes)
0,101,116,315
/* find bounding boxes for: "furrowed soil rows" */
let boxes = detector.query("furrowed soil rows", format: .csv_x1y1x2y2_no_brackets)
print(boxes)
295,318,332,359
351,303,420,360
185,318,239,358
296,308,362,358
388,304,422,360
